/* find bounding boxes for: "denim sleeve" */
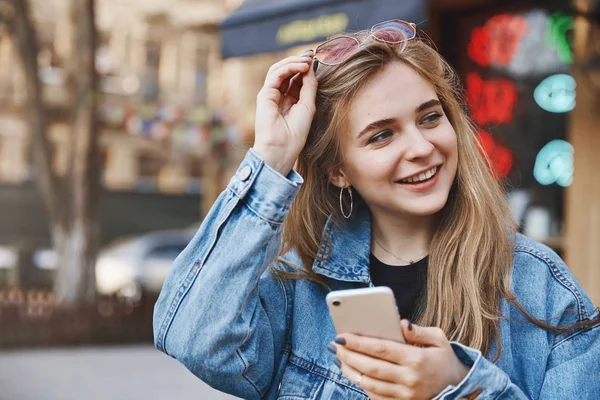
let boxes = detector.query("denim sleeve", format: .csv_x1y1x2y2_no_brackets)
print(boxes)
153,149,302,399
432,343,528,399
434,321,600,399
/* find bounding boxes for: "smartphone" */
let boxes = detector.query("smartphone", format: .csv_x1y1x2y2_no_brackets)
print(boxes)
326,286,405,343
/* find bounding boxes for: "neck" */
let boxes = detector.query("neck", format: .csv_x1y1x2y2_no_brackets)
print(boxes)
370,210,436,265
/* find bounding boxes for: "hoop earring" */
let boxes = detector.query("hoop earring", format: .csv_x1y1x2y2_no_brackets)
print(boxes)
339,186,353,219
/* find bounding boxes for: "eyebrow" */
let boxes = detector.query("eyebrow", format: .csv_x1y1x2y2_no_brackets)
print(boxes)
357,99,442,139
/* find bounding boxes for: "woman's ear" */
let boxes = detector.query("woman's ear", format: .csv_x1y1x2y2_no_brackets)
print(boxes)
328,168,350,188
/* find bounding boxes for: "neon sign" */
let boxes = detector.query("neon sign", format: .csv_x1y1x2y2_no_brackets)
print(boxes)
546,12,573,64
476,130,514,179
466,72,518,125
533,140,574,187
467,14,529,67
533,74,575,113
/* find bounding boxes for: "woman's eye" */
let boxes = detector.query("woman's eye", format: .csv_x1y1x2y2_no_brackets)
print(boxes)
421,112,443,125
368,130,392,144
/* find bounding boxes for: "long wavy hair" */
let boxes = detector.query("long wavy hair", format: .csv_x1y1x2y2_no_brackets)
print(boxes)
274,33,599,360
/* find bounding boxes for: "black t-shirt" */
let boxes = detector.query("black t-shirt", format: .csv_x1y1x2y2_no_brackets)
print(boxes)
369,253,428,322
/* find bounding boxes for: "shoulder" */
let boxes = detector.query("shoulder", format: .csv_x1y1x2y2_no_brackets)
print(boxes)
511,233,598,325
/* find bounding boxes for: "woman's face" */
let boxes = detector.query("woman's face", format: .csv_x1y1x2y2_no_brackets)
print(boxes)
333,61,458,219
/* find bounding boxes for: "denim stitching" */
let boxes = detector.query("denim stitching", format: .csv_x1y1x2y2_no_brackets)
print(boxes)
514,245,588,320
288,355,367,396
236,348,263,398
237,238,285,398
237,195,288,225
156,192,238,354
551,319,600,350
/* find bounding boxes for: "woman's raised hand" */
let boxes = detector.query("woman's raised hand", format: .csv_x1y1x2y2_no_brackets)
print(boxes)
253,50,318,176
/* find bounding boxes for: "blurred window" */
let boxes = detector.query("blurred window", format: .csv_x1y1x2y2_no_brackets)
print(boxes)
138,155,163,178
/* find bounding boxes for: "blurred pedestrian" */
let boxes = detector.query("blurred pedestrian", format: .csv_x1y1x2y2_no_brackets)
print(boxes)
154,20,600,399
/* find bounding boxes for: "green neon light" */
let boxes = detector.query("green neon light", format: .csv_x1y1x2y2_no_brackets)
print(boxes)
545,12,573,64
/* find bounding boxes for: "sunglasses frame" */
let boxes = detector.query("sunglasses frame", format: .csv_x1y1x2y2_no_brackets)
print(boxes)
314,19,417,66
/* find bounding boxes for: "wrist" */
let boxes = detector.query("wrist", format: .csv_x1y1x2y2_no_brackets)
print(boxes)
252,145,297,176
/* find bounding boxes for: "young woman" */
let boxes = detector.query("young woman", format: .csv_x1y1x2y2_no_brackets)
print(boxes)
153,20,600,399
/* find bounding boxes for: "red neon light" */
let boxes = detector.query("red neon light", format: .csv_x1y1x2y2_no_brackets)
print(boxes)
476,130,513,179
466,72,518,125
467,14,529,67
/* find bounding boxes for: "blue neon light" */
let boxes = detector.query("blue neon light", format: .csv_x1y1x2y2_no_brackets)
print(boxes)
534,140,574,187
533,74,576,113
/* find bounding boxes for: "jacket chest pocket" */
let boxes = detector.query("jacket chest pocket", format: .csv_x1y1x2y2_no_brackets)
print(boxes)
277,356,367,400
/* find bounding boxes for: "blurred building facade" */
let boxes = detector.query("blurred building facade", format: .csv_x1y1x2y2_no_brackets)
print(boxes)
0,0,597,301
0,0,240,196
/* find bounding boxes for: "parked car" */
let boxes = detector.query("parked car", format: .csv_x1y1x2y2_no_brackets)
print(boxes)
95,229,194,301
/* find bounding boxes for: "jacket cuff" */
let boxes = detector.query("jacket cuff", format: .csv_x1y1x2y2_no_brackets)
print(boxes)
432,342,509,399
227,149,303,223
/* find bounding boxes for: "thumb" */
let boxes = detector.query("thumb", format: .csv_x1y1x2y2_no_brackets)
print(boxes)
401,320,446,347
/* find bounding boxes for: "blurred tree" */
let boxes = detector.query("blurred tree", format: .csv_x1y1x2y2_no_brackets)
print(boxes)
7,0,100,305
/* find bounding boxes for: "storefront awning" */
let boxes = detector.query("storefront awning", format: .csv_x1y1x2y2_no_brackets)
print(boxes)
220,0,426,58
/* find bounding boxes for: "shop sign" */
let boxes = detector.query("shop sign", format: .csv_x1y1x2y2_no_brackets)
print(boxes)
276,13,349,45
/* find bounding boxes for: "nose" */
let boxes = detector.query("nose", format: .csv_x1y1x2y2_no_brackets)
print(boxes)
403,127,435,160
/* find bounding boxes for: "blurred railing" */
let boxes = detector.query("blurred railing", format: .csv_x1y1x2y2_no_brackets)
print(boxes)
0,287,156,348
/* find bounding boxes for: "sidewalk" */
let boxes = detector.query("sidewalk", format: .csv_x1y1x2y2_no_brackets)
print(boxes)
0,345,240,400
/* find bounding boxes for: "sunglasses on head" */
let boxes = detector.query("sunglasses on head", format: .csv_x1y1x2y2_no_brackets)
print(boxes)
313,19,417,71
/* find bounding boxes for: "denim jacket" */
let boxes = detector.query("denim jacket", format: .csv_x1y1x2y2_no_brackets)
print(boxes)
153,149,600,399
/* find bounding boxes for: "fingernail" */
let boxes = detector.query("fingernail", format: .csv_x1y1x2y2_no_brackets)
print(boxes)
334,337,346,345
302,49,313,55
301,53,312,58
327,343,337,354
313,59,319,73
334,358,342,368
408,320,413,331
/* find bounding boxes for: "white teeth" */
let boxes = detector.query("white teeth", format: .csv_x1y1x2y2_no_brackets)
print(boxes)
400,166,438,183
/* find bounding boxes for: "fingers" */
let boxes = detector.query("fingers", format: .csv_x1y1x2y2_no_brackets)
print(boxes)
263,62,310,93
334,342,402,382
297,62,318,112
335,333,416,366
336,356,401,399
264,52,313,91
267,52,313,77
401,320,448,348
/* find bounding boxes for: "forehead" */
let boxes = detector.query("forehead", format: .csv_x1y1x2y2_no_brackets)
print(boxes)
347,62,439,135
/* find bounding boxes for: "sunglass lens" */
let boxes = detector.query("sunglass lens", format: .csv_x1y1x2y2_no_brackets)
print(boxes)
315,37,358,65
372,20,415,43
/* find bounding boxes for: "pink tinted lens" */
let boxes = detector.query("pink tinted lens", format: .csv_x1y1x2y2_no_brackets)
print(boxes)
315,36,358,65
372,20,415,43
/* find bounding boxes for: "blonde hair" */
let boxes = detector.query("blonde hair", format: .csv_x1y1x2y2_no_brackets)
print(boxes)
275,33,596,360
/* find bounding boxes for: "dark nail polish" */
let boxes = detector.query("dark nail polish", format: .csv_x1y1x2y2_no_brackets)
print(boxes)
408,320,413,331
334,337,346,345
334,358,342,368
327,343,337,354
313,59,319,73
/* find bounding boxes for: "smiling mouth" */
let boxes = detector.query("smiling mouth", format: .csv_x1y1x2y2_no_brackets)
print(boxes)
397,166,440,185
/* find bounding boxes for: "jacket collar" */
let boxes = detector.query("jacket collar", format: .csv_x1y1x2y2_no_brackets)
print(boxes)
312,206,372,284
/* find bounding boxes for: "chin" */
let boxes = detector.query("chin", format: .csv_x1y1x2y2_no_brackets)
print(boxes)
404,196,449,217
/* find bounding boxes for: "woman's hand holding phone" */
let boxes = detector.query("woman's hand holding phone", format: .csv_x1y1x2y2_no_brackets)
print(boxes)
253,50,318,176
330,321,470,400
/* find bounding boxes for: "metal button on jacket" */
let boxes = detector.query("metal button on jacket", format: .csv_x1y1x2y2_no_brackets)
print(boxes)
237,165,252,181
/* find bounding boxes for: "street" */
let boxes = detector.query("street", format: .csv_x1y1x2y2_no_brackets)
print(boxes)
0,345,240,400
